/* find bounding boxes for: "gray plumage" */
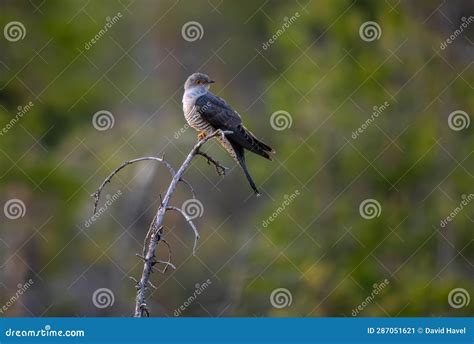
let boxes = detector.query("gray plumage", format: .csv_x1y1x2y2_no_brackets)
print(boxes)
182,72,274,195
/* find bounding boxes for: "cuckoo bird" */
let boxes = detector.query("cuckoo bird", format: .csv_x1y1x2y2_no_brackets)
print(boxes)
182,72,274,195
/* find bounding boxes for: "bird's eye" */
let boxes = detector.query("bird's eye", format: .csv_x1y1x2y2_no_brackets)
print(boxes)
196,80,201,84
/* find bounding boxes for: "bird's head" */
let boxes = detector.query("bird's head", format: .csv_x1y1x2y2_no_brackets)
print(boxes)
184,72,215,91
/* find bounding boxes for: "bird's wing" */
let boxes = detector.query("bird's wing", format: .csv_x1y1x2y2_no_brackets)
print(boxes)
195,92,274,160
195,92,242,129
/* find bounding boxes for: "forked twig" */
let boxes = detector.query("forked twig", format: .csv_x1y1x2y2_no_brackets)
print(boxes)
196,151,229,176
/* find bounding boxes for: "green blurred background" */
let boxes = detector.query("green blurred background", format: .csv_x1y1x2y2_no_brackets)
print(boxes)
0,0,472,317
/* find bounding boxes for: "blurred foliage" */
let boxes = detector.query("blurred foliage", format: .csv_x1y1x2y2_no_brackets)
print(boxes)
0,0,472,317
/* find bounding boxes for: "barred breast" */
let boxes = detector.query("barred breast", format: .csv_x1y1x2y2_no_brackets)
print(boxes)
183,105,214,133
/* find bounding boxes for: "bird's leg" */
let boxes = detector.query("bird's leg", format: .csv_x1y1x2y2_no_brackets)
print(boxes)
197,131,207,140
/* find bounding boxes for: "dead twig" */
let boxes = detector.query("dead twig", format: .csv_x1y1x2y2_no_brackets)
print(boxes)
166,206,200,255
91,157,173,215
196,151,229,176
91,157,194,215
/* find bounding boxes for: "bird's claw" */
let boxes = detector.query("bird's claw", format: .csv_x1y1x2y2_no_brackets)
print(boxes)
197,132,207,140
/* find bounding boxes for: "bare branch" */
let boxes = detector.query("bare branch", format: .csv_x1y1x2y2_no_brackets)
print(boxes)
135,241,176,273
179,178,196,198
93,129,229,317
134,225,161,317
142,214,157,257
132,130,229,317
196,151,229,176
160,239,175,273
133,130,229,317
91,157,175,215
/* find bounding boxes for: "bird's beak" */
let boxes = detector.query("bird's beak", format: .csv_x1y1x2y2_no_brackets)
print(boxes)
208,80,215,84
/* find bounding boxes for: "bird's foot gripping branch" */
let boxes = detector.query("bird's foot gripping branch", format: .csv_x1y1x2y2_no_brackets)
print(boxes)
91,130,230,317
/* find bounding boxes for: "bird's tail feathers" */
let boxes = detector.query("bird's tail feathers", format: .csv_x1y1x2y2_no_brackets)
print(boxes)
238,157,260,196
230,141,260,195
234,126,275,160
